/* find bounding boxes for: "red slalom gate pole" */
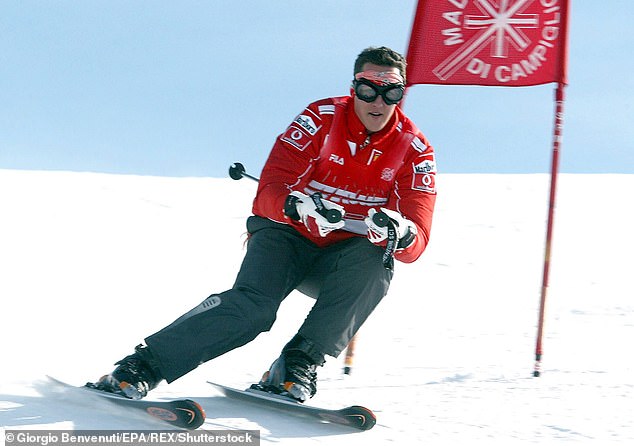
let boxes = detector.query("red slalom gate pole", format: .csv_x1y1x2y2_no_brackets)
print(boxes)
534,83,566,377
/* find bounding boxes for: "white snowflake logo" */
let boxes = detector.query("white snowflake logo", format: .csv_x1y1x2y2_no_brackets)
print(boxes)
434,0,543,81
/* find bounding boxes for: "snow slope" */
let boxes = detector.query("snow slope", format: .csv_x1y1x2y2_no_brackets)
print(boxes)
1,170,632,444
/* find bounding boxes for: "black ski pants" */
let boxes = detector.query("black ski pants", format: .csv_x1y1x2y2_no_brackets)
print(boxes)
145,216,393,382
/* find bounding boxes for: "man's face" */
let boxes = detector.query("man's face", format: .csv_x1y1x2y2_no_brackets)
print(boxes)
353,63,402,133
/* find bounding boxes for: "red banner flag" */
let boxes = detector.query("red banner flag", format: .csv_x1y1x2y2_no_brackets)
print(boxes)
406,0,570,87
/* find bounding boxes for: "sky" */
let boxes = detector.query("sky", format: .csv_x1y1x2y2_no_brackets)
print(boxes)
1,1,633,177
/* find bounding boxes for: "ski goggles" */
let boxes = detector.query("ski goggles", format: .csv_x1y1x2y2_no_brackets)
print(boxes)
353,78,405,105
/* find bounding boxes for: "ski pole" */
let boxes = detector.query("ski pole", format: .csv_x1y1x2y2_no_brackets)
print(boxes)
229,163,342,224
343,211,393,375
343,334,358,375
229,162,354,371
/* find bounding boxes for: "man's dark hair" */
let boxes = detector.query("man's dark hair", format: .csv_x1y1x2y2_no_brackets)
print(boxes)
354,46,407,83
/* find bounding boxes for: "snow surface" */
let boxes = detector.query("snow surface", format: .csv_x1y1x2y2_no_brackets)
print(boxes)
1,169,632,444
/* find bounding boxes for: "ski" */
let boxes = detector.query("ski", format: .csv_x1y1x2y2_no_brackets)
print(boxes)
48,376,206,430
207,381,376,431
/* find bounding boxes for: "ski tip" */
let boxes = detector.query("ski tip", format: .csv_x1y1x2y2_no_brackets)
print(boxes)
142,399,206,430
341,405,377,431
182,399,207,429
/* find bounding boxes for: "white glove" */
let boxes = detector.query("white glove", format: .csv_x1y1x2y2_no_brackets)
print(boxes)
365,208,417,248
285,191,345,237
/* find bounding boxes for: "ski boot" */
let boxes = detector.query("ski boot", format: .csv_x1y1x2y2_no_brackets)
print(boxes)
253,335,324,402
87,344,163,399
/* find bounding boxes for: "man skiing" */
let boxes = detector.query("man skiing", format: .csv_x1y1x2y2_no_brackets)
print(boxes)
91,46,437,403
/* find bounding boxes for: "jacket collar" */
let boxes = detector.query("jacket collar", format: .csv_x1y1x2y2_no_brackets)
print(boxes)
344,96,401,147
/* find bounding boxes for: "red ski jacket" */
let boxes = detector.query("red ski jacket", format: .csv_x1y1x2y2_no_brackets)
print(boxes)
252,96,436,263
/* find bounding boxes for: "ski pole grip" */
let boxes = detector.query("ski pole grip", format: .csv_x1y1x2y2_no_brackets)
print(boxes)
284,194,301,221
310,192,342,223
372,211,390,228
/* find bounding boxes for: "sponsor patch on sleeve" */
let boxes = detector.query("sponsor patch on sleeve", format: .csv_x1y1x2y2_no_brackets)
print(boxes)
280,111,321,151
281,124,313,151
294,114,319,135
411,158,436,193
